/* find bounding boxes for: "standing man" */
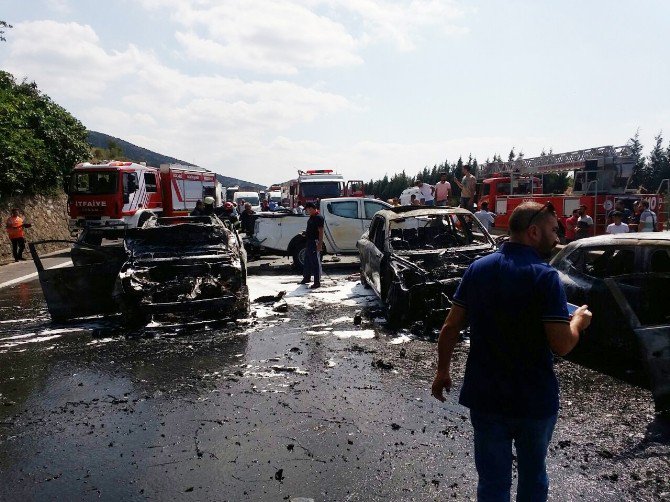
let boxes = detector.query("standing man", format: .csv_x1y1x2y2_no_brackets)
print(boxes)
239,202,256,235
432,201,592,502
564,209,579,243
606,211,629,234
575,204,593,239
638,200,657,232
416,178,435,206
474,201,496,232
434,172,452,207
300,202,324,289
6,208,29,262
455,165,477,211
190,200,205,216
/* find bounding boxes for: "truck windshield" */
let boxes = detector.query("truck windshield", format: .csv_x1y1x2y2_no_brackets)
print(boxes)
301,182,342,198
69,171,118,195
243,197,260,206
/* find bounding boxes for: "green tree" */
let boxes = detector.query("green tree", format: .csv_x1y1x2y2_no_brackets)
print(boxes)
647,132,669,192
627,129,646,189
0,71,90,197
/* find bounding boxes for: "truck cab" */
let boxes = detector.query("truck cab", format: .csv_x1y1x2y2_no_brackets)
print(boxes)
68,161,161,231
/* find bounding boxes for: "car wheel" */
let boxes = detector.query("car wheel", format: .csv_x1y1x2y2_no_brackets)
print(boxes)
292,242,306,272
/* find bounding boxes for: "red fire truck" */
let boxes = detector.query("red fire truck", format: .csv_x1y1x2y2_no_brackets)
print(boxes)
477,145,667,237
281,169,365,208
67,161,220,231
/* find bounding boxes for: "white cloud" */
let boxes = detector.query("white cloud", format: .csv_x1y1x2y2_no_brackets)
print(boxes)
45,0,72,13
138,0,469,73
2,19,356,181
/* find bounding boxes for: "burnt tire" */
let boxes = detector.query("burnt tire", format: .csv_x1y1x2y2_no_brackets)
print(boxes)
292,241,307,272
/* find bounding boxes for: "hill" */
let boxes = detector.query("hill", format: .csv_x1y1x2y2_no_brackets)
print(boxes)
87,131,265,191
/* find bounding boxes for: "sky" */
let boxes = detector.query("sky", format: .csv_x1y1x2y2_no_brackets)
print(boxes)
2,0,669,186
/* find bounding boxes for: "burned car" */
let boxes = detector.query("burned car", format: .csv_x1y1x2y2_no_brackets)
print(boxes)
551,233,670,410
358,206,496,327
115,215,249,325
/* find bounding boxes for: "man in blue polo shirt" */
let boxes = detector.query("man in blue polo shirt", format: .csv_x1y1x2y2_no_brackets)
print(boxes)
431,201,592,501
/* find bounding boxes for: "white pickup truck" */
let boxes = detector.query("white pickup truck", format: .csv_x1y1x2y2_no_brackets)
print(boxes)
252,197,391,270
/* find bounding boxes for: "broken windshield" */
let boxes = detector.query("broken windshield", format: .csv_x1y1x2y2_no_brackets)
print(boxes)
389,214,492,251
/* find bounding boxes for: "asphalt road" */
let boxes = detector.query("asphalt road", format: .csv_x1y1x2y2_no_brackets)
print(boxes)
0,256,668,501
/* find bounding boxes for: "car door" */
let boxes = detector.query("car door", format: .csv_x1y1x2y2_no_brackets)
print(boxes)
365,216,387,295
558,245,638,351
323,200,366,252
363,200,389,229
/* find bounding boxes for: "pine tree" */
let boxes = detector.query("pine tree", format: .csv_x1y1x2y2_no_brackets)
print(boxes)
648,132,669,192
627,129,646,189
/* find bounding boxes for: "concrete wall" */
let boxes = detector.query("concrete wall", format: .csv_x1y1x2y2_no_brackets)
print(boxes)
1,191,71,264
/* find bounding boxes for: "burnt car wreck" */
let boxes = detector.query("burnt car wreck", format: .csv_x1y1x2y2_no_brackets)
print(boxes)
551,233,670,411
357,207,496,328
30,215,249,326
115,216,249,325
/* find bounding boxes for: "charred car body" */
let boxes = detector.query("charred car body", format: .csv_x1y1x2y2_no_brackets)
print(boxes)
30,216,249,325
550,233,670,410
358,207,496,327
115,215,249,324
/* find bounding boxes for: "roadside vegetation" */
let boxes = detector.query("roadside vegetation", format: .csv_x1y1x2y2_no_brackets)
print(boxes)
0,71,90,198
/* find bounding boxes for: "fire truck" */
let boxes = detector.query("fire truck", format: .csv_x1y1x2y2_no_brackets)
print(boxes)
281,169,365,208
67,161,220,231
477,145,667,237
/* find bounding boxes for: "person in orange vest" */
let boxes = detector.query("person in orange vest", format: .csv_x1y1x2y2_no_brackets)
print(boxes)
6,208,30,262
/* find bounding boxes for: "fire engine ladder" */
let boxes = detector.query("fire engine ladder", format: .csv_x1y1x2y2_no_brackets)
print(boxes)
481,145,634,177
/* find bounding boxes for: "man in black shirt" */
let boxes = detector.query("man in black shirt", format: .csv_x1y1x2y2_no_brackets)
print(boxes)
300,202,324,289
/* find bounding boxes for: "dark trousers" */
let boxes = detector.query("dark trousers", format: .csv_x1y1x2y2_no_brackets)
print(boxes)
302,240,321,284
10,237,25,261
470,410,557,502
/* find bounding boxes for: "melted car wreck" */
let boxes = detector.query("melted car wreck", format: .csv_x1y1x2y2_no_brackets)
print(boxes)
30,216,249,325
115,216,249,325
551,233,670,411
358,207,496,327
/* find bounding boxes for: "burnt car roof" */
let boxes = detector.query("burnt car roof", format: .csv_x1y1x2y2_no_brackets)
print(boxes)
377,206,475,220
561,232,670,248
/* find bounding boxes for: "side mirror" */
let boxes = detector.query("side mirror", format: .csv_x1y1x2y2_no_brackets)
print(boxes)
127,174,138,193
327,203,333,213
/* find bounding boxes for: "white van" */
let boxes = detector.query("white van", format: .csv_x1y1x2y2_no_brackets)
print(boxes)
399,187,422,206
233,191,261,211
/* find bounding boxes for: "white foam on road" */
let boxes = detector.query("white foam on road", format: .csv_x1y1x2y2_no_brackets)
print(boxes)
0,334,64,349
389,334,412,345
333,329,376,339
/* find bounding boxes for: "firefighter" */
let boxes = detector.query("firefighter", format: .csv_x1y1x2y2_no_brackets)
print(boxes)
5,208,30,262
202,196,216,215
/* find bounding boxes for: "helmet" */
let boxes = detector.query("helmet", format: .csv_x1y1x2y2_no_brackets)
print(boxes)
224,202,234,210
204,196,215,205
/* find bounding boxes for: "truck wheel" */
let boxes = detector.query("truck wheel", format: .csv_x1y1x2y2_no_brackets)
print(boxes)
292,243,306,272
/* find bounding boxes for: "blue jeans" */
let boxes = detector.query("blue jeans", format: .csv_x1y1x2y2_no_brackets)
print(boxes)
303,239,321,284
470,410,557,502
